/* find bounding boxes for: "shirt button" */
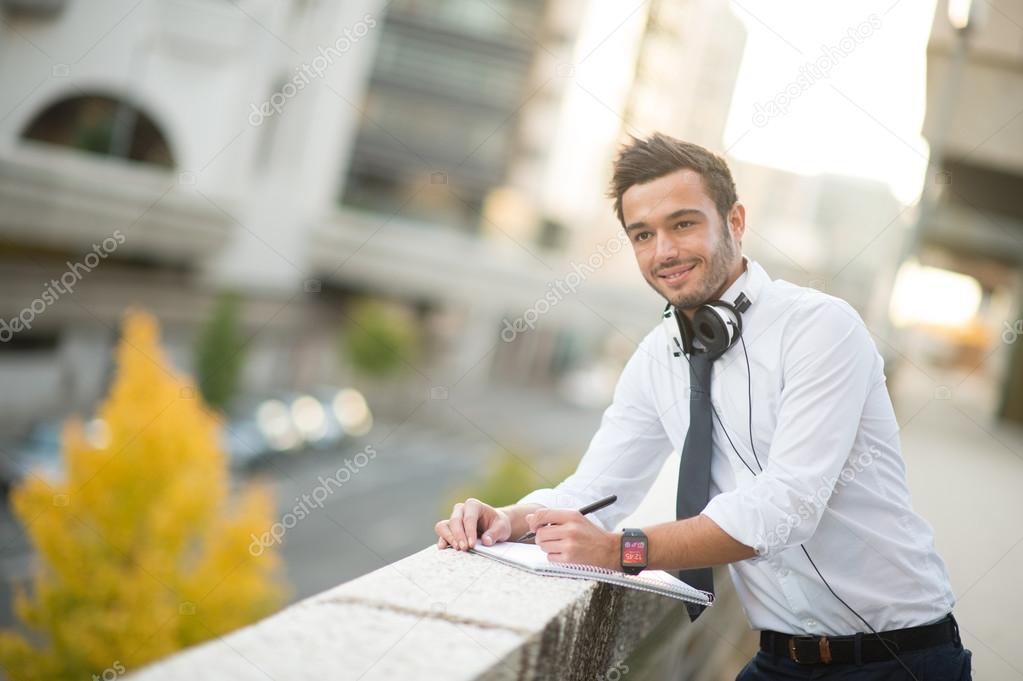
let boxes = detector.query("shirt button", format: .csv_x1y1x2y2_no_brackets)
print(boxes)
805,618,817,630
778,568,789,577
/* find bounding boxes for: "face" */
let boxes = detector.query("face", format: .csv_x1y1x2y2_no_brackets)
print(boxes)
621,169,745,312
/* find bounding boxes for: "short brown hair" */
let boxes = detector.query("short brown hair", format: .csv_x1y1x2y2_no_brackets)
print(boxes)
608,133,737,227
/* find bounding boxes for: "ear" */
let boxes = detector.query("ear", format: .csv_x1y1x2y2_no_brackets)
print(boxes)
728,203,746,243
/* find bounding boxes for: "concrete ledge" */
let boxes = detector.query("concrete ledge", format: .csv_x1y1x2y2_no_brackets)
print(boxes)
130,544,683,680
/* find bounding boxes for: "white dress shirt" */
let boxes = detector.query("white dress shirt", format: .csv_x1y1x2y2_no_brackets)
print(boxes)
519,256,955,635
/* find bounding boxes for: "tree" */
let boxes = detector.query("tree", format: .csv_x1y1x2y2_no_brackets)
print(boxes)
0,310,285,681
444,448,577,512
340,299,419,379
195,292,246,413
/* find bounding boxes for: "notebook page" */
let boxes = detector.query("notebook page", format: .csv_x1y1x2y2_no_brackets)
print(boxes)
470,541,551,569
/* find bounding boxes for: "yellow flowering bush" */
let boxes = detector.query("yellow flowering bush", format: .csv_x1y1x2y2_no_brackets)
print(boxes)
0,310,285,680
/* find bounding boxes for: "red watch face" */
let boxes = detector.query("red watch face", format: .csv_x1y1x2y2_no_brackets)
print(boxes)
622,538,647,566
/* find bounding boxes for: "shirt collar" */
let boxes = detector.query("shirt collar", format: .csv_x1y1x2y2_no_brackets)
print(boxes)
661,255,770,355
717,254,769,308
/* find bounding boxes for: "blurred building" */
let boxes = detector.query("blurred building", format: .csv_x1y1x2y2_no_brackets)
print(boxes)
730,160,907,313
909,0,1023,420
621,0,745,151
0,0,754,432
0,0,388,430
341,0,548,233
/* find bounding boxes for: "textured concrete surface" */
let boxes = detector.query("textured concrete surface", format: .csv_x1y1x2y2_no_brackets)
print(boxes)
129,544,682,681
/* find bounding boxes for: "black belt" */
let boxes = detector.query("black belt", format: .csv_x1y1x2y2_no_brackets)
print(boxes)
759,614,959,666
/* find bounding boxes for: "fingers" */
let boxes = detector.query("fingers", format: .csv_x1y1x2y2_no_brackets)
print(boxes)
531,511,579,556
447,502,468,550
480,508,510,546
535,533,568,559
438,499,506,551
534,523,567,544
434,518,456,549
461,498,482,549
478,524,495,546
527,508,583,532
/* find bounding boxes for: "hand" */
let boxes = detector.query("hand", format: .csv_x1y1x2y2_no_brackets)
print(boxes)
527,508,619,570
435,498,510,551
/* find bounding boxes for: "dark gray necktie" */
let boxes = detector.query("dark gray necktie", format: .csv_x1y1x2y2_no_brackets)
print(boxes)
676,350,716,622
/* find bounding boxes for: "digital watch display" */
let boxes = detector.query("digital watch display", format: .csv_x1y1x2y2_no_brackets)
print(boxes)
620,528,648,575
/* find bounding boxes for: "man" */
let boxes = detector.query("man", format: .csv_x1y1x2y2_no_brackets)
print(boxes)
434,133,971,680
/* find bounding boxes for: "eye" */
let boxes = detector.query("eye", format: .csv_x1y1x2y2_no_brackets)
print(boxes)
674,221,695,229
633,231,652,243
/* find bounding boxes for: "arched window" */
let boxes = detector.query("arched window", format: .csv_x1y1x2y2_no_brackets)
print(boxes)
20,93,175,167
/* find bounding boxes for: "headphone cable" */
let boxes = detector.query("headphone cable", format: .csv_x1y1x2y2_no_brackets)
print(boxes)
673,321,921,679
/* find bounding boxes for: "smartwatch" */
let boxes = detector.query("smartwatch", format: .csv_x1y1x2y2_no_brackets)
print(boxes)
620,528,648,575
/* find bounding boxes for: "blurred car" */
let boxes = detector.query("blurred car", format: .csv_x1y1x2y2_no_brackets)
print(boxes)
316,386,374,439
221,387,373,471
16,421,63,483
0,454,19,498
0,418,109,497
219,411,274,470
0,421,62,497
0,388,374,486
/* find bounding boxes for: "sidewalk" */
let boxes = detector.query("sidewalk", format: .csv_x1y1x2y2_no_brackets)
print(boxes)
893,368,1023,679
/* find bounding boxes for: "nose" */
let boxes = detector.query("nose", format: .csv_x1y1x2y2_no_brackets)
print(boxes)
652,230,678,265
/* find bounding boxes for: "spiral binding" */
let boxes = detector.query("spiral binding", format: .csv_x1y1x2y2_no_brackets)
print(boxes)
557,561,616,575
547,561,714,606
469,546,714,607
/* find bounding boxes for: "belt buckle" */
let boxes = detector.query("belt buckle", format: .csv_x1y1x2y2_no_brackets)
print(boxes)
788,635,831,664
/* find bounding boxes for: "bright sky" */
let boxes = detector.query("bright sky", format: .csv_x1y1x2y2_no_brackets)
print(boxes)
724,0,939,205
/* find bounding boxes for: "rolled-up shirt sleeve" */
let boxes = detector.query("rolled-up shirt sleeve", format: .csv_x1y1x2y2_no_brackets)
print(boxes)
701,299,877,561
518,334,675,531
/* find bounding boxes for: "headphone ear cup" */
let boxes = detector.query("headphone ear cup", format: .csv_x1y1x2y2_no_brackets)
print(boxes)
693,303,739,357
675,311,696,354
692,306,723,356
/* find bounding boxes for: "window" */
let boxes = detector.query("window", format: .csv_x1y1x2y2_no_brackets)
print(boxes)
21,93,175,167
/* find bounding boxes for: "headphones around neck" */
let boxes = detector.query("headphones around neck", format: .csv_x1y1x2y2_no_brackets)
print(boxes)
663,292,752,359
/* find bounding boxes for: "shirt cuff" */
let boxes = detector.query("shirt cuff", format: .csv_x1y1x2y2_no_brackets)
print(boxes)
516,489,554,509
701,494,771,563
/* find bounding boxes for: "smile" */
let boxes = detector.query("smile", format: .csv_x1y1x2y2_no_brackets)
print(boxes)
658,262,697,282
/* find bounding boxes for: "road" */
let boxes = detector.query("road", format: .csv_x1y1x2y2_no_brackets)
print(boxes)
0,419,505,627
0,379,613,627
258,420,496,602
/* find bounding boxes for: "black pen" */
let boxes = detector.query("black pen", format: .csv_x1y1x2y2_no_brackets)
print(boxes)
514,494,618,543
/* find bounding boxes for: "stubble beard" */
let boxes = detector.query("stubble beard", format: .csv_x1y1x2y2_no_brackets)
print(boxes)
651,233,739,310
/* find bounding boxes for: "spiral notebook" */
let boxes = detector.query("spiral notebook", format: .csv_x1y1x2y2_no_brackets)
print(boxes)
469,541,713,607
